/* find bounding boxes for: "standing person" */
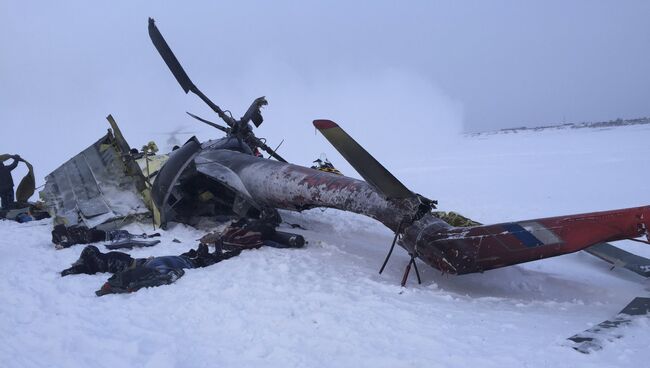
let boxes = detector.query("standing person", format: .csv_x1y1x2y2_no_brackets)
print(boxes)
0,155,20,210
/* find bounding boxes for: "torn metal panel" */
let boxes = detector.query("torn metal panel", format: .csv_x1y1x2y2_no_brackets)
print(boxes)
42,130,150,229
151,136,272,228
150,137,202,227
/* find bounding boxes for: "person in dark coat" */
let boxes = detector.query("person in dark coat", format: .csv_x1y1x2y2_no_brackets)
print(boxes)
60,217,305,296
0,155,20,209
61,243,241,296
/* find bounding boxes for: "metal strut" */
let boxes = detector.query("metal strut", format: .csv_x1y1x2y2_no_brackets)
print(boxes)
401,254,422,287
379,219,405,274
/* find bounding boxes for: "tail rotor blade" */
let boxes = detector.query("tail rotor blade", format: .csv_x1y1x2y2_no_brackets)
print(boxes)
314,119,413,199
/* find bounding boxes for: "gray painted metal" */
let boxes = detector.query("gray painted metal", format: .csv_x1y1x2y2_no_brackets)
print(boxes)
150,137,202,228
585,242,650,277
568,297,650,353
42,132,150,229
195,148,421,231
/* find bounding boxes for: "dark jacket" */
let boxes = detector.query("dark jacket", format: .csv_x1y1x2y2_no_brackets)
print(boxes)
0,159,18,191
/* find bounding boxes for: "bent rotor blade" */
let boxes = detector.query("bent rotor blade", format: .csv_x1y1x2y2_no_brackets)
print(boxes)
186,112,229,134
148,18,235,127
148,18,194,93
313,119,413,199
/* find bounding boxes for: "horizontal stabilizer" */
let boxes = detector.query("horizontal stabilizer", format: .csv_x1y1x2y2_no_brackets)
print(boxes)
585,242,650,277
313,120,413,199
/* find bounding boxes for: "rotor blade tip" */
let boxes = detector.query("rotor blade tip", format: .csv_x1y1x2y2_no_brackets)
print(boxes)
313,119,338,130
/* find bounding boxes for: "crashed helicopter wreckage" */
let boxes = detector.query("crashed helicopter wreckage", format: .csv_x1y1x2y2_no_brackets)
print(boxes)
145,18,650,279
41,18,650,285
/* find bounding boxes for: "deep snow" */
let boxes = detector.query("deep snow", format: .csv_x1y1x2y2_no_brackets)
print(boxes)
1,124,649,368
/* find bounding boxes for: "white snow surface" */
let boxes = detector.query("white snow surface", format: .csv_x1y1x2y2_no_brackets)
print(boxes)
1,125,649,367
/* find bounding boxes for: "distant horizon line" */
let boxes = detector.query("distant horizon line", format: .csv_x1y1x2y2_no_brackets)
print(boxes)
467,116,650,135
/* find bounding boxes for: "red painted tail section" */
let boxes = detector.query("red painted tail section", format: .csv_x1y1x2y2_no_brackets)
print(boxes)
415,206,650,274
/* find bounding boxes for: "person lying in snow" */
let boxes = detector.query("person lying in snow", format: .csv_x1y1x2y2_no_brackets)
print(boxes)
61,243,239,296
60,218,305,296
51,224,160,249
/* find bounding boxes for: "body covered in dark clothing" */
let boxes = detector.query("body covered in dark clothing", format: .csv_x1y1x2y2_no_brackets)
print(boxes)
61,244,241,296
60,218,305,296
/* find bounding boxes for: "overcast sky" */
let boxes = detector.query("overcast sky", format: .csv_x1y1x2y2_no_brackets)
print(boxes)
1,1,649,182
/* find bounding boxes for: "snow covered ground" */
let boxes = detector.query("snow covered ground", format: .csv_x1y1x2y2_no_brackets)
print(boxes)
1,124,649,367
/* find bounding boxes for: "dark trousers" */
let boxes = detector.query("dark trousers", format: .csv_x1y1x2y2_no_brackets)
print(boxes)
0,189,14,209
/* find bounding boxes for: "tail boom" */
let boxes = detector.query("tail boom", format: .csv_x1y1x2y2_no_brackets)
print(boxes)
403,206,650,274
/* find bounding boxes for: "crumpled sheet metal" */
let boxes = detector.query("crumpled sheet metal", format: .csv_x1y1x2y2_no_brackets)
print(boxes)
42,131,150,229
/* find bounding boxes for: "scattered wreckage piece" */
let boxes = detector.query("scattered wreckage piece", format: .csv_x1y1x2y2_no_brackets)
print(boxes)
567,297,650,353
585,242,650,278
105,239,161,250
41,116,166,231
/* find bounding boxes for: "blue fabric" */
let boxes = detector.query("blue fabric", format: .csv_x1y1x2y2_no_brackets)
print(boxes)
143,256,195,274
15,213,33,223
